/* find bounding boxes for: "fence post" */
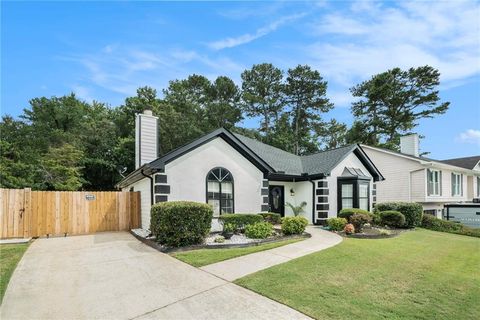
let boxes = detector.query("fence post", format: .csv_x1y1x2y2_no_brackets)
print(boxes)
23,188,32,238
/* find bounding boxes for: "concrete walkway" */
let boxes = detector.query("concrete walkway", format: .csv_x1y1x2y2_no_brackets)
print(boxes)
0,232,310,320
201,226,343,281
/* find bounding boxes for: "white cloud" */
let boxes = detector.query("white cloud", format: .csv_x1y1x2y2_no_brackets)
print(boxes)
71,85,93,102
457,129,480,146
308,0,480,89
208,13,306,50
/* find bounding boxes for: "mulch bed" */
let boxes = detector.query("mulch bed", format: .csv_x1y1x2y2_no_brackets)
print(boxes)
336,227,409,239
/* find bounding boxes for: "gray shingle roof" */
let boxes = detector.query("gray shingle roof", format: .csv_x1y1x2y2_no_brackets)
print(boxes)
441,156,480,170
234,133,357,175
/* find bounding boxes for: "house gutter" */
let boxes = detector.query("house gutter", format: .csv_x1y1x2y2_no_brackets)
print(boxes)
141,169,154,206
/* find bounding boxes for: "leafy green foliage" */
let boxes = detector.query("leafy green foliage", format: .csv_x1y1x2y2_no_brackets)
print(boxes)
326,217,348,231
219,214,264,231
150,201,213,247
338,208,371,221
285,201,307,217
375,202,423,228
281,216,308,235
245,222,274,239
259,212,282,225
380,210,406,228
349,213,372,233
421,215,480,238
349,66,449,150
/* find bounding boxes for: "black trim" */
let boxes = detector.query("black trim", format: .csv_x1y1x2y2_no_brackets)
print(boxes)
155,174,167,184
155,185,170,194
316,204,329,211
353,146,385,182
262,180,269,188
317,211,328,219
316,189,329,196
317,181,328,188
206,167,235,214
261,188,269,196
261,204,270,212
317,196,328,203
150,128,275,174
155,195,168,203
263,196,269,204
316,219,327,226
268,172,326,182
337,178,370,212
138,115,141,169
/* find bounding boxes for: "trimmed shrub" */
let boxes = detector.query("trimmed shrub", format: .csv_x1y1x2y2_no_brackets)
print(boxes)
380,211,406,228
150,201,213,247
349,213,372,233
344,223,355,234
219,213,263,231
421,214,480,237
375,202,423,228
245,222,274,239
259,212,282,225
338,208,371,221
326,217,348,231
281,216,309,235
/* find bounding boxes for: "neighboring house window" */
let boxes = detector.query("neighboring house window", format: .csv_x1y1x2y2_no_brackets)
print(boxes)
427,169,441,196
451,173,463,196
477,177,480,197
341,184,354,209
206,167,234,216
358,182,369,211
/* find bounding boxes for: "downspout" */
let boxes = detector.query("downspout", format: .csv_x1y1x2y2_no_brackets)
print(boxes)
141,169,154,205
308,179,315,225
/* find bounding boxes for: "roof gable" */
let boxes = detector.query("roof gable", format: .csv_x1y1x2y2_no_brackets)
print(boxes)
441,156,480,170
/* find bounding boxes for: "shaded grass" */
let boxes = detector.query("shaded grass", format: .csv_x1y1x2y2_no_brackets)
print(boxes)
236,229,480,320
171,238,304,267
0,243,29,304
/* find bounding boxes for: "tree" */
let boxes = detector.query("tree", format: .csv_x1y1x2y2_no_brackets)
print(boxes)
205,76,242,129
36,144,84,191
315,119,348,150
350,66,450,149
241,63,284,136
284,65,333,155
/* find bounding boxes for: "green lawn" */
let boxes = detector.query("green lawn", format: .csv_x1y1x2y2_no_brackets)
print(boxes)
0,243,29,304
236,229,480,320
172,238,304,267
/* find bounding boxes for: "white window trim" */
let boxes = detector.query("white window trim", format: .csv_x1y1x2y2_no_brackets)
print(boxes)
452,172,462,197
428,169,441,196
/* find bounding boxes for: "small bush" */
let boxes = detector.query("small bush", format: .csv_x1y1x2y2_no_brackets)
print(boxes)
327,217,348,231
282,216,309,235
260,212,282,225
214,236,225,243
375,202,423,228
245,222,274,239
344,223,355,234
222,223,235,233
219,213,263,231
349,213,372,233
380,211,406,228
338,208,371,221
421,215,480,237
150,201,213,247
378,228,392,236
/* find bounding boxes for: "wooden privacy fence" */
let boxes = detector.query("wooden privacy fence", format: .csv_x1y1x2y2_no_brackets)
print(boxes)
0,188,141,239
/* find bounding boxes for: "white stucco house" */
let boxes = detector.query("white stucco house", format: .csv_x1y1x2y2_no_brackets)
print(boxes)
363,134,480,219
116,110,384,230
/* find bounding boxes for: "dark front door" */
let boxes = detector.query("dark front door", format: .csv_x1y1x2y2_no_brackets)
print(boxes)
269,186,285,217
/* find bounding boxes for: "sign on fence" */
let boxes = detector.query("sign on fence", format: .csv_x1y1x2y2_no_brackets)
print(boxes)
0,189,141,239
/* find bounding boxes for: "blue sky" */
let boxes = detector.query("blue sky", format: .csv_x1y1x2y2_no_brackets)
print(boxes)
2,0,479,159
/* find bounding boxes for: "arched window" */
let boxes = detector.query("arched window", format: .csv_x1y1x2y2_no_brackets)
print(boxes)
206,167,234,216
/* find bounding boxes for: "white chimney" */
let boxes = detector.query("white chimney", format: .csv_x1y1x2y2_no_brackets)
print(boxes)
400,134,419,157
135,109,159,168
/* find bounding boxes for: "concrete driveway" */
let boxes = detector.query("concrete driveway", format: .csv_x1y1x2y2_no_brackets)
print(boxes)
0,232,309,320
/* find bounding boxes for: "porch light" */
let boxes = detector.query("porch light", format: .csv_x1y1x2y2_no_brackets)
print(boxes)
290,188,295,196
